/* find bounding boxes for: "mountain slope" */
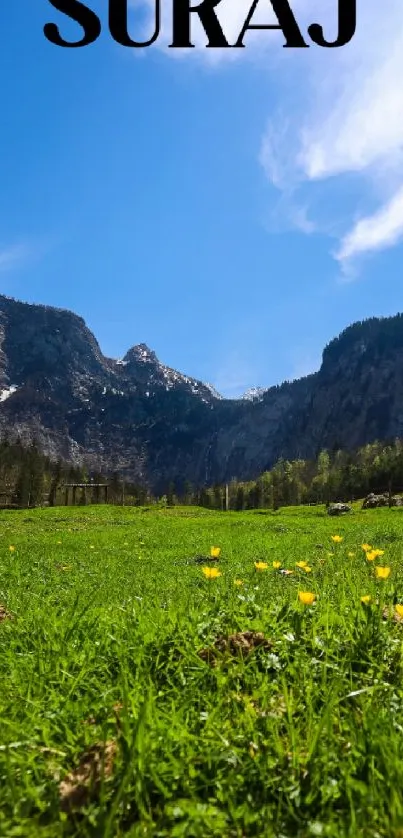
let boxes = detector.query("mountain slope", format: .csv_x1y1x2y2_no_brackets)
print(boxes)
1,295,403,490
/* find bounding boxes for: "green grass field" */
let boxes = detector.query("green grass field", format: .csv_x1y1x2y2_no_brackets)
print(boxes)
1,503,403,838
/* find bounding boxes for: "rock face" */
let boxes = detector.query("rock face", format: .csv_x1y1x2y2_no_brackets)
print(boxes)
2,295,403,491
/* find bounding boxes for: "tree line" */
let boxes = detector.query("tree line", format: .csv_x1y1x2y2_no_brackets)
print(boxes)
2,435,403,510
170,439,403,510
0,437,150,508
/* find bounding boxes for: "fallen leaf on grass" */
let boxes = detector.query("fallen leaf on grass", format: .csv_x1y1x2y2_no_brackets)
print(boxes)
198,631,272,666
59,740,117,812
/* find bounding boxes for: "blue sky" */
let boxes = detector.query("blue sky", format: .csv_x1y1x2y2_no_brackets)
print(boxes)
1,1,403,396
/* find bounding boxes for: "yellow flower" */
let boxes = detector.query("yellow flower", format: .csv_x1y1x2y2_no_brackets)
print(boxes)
371,549,385,558
395,604,403,619
234,579,243,586
361,543,372,552
331,535,343,543
202,567,222,579
272,561,281,569
303,566,313,573
360,595,371,604
365,551,376,562
210,546,221,558
296,561,308,568
57,540,62,545
375,566,391,580
298,592,316,606
348,552,355,558
90,545,95,550
254,561,268,571
9,545,15,552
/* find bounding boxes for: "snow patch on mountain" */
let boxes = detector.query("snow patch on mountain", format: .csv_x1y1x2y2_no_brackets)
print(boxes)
101,386,125,396
0,385,17,402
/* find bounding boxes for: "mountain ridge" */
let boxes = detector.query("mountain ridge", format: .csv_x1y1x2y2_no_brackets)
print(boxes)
1,293,403,491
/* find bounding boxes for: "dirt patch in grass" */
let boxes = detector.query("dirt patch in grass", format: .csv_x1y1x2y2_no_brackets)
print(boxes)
59,740,117,812
0,604,12,622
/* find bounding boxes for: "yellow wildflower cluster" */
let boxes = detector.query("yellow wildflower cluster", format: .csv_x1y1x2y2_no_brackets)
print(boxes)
295,560,312,573
202,567,222,579
199,536,394,615
358,543,391,580
365,549,384,562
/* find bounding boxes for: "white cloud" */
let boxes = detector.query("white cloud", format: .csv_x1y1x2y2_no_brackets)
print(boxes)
336,186,403,267
298,14,403,181
258,1,403,269
138,0,403,270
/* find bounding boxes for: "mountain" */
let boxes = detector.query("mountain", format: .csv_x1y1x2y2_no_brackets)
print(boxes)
241,386,266,403
1,294,403,491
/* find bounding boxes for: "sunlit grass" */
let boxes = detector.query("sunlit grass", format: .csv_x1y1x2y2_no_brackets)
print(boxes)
0,503,403,836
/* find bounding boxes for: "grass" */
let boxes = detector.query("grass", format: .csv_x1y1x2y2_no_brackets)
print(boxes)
1,502,403,837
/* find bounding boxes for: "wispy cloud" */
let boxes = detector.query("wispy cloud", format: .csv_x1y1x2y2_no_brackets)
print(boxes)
335,186,403,270
141,0,403,272
258,1,403,271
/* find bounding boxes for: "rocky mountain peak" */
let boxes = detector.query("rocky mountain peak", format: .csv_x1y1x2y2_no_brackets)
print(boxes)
122,343,159,366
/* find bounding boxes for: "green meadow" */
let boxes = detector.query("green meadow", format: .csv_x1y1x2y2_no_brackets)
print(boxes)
1,503,403,838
